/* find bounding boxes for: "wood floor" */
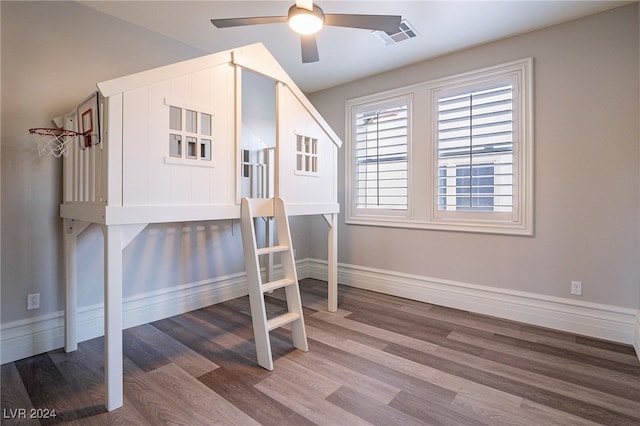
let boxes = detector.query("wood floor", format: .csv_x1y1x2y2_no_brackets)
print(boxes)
3,278,640,425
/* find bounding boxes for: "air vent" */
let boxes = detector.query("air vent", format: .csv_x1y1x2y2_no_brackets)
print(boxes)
373,19,419,46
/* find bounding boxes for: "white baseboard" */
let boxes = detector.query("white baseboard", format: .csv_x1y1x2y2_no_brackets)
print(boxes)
1,272,250,364
3,259,639,364
306,259,639,347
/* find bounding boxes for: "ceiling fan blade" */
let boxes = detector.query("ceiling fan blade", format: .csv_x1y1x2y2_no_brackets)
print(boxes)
211,16,288,28
300,34,319,63
295,0,314,12
324,14,402,34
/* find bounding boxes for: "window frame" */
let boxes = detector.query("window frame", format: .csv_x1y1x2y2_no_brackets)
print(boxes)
346,93,413,223
345,58,533,235
294,133,320,176
165,98,216,168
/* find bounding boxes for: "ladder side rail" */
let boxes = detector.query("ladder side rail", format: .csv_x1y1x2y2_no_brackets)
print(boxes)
274,198,308,351
240,198,274,370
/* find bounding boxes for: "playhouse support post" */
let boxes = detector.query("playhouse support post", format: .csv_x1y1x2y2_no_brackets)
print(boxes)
103,225,124,411
325,213,338,312
64,219,91,353
64,220,78,353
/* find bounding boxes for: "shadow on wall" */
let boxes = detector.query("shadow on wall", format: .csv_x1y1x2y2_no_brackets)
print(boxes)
75,220,246,307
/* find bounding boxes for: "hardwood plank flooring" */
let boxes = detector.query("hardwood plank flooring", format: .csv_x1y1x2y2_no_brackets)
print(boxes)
2,278,639,425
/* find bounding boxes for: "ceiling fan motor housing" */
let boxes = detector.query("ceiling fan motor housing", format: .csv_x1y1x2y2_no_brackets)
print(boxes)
288,5,325,35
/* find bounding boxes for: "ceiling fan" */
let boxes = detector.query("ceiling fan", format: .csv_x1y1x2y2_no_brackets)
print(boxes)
211,0,402,63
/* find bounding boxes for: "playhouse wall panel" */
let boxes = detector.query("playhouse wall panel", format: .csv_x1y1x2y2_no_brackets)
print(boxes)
190,68,213,108
189,69,213,205
276,85,336,205
122,86,151,206
169,73,193,103
204,64,236,205
105,94,124,206
119,63,236,208
147,81,173,204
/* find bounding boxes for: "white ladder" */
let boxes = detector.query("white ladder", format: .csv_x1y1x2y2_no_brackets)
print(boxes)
240,197,308,370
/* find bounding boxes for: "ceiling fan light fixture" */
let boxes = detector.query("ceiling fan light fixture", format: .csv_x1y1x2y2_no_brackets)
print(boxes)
288,5,324,35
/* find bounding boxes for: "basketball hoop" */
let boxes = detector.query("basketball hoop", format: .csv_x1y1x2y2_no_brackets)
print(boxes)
29,128,81,158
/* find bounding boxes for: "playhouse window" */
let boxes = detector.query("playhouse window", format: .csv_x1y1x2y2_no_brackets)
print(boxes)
170,106,182,131
186,110,197,133
296,135,318,175
242,149,251,178
200,139,212,161
169,134,182,157
186,137,197,159
201,114,212,136
167,103,214,164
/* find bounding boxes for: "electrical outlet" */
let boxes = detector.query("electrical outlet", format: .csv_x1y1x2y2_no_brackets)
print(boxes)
27,293,40,310
570,281,582,296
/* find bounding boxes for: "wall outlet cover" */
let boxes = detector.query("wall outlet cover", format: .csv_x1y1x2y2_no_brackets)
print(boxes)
27,293,40,310
570,281,582,296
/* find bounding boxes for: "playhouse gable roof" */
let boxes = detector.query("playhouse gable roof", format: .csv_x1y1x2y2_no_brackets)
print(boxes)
97,43,342,148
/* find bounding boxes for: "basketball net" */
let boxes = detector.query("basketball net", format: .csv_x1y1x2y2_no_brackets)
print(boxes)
29,128,81,158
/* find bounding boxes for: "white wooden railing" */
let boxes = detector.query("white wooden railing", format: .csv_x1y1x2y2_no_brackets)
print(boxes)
63,134,107,204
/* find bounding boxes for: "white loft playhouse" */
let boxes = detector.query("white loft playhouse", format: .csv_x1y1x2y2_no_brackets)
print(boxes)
58,43,342,411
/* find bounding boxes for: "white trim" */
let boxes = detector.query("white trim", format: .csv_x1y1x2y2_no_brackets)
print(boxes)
1,261,313,365
345,58,534,236
429,58,534,235
1,272,248,364
346,94,413,221
5,259,637,364
97,51,233,97
305,259,638,346
294,170,320,177
163,156,216,168
60,203,340,225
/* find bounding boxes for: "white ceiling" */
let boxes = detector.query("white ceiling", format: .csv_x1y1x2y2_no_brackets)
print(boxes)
78,0,632,93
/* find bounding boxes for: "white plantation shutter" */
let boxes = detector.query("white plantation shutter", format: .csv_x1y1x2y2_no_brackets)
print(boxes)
354,100,409,210
437,85,514,213
346,58,531,234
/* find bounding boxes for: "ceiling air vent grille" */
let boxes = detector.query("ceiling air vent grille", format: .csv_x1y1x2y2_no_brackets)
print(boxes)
373,19,419,46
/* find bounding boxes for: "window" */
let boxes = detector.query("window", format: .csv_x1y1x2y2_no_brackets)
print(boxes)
348,97,410,216
186,137,197,159
241,149,251,178
295,135,319,175
346,58,532,235
169,134,182,158
165,101,214,165
200,139,212,161
169,106,182,131
436,84,513,213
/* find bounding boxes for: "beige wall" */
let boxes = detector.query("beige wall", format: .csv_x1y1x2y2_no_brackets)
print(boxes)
309,4,640,310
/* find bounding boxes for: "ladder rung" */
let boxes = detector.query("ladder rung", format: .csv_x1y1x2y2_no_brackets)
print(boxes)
256,245,289,256
262,278,296,293
266,312,300,331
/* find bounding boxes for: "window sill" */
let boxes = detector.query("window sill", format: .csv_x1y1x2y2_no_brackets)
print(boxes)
294,170,319,177
164,157,216,168
346,215,533,236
